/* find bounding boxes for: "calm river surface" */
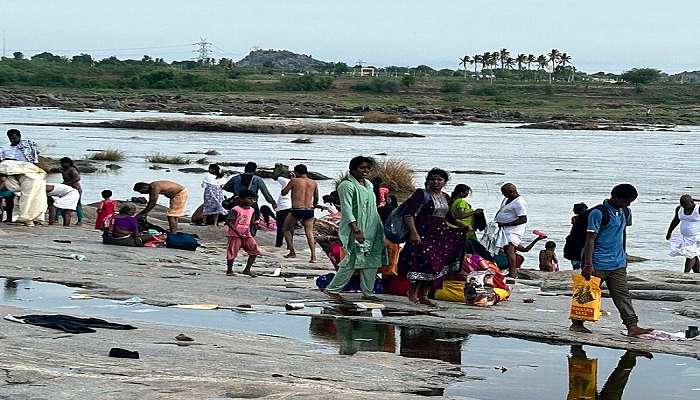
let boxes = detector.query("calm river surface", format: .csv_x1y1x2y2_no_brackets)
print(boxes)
1,107,697,272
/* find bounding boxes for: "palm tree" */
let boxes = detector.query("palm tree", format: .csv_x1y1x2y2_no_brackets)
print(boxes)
459,55,471,79
499,48,510,69
526,54,536,70
536,55,548,82
547,49,561,83
490,51,499,71
472,54,482,77
559,52,572,67
516,53,527,70
505,57,516,70
558,53,573,82
481,52,491,71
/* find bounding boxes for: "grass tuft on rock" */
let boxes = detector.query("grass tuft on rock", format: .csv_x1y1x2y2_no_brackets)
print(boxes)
336,158,415,197
88,148,125,161
146,153,190,165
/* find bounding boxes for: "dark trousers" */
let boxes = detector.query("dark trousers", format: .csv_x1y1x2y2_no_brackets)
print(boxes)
594,268,638,327
275,209,291,247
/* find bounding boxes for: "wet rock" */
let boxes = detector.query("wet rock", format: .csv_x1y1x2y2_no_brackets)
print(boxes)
178,168,208,174
175,333,194,342
290,138,313,144
451,170,505,176
105,164,122,170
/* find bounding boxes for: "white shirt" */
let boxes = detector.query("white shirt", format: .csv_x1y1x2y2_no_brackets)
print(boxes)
1,145,28,162
495,196,528,245
495,196,527,224
276,177,292,211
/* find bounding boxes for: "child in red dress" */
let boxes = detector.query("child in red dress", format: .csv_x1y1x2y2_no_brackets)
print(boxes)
225,190,261,277
95,190,117,230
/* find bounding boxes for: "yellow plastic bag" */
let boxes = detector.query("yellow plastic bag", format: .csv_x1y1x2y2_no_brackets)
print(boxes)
567,355,597,400
570,274,602,321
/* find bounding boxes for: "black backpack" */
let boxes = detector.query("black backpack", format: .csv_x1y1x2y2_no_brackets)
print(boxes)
563,204,630,261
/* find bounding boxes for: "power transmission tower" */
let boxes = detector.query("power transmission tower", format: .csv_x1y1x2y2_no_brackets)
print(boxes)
193,37,213,65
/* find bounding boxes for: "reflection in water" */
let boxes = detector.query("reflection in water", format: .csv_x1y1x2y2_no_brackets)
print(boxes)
3,278,18,300
309,310,466,364
567,345,652,400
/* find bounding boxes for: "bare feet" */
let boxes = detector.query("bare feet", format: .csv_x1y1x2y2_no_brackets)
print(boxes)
626,326,654,337
284,252,297,259
362,295,381,302
419,298,438,307
226,270,234,276
324,290,344,301
569,322,592,334
309,257,317,263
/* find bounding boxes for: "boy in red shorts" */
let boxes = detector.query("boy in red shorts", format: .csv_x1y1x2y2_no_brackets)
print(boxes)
225,190,261,277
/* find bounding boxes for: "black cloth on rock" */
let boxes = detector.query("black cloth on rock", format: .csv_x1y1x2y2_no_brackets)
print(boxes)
16,314,137,334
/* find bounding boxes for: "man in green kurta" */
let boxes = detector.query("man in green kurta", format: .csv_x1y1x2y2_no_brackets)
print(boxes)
325,156,388,301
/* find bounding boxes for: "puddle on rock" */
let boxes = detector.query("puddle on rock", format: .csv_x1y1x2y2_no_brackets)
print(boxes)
2,278,699,399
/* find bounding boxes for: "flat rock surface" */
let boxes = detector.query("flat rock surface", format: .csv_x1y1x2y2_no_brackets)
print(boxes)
0,217,698,398
13,116,423,138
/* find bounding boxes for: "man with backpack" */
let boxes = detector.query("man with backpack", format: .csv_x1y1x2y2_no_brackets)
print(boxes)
568,184,653,336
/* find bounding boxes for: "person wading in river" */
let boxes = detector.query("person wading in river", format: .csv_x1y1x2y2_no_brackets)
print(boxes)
133,180,188,232
570,184,653,337
281,164,319,262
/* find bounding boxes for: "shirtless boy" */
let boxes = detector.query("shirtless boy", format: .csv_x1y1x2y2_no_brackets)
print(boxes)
281,164,319,262
133,181,189,232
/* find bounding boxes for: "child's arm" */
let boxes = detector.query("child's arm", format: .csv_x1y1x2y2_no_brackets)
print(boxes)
226,210,239,229
97,200,104,213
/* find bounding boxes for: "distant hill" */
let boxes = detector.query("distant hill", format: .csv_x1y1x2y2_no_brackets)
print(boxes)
236,49,328,72
670,70,700,83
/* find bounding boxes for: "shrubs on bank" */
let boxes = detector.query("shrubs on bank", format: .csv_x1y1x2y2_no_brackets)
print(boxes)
351,78,400,93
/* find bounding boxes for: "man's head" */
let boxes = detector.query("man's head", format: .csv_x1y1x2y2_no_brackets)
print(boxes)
293,164,308,176
545,241,556,250
500,183,518,199
609,183,638,208
680,194,695,209
348,156,375,180
7,129,21,146
244,162,257,174
59,157,74,169
133,182,151,194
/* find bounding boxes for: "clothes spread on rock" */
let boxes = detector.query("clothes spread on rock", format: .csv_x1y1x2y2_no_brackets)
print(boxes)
4,314,136,334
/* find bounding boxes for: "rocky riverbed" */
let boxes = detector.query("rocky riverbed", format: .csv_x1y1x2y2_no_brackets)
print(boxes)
14,116,422,138
0,206,698,398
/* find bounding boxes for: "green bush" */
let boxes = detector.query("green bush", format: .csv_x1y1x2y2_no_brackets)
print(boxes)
277,74,333,91
440,81,463,93
470,85,501,96
351,78,400,93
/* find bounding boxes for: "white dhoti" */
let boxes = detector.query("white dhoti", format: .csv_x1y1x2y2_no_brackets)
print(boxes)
0,161,47,222
47,184,80,210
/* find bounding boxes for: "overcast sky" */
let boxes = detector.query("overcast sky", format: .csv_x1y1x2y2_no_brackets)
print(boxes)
1,0,698,73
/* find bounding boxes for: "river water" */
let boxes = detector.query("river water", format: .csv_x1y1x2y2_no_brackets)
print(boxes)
2,278,699,399
0,107,698,272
